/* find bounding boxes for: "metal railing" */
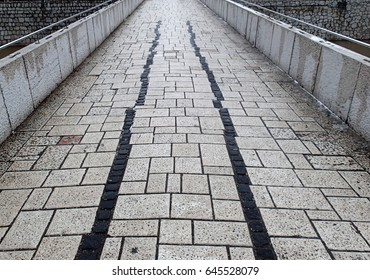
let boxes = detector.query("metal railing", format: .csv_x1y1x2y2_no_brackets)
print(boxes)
231,0,370,49
0,0,119,51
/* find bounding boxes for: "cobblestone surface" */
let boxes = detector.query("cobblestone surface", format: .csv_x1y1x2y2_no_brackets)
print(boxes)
0,0,369,260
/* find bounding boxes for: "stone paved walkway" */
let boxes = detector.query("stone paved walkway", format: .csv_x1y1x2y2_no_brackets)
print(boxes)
0,0,369,260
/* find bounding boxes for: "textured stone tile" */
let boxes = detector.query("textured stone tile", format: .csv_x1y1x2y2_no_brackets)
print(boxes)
0,189,31,226
235,126,270,137
277,140,310,154
240,150,262,167
248,168,301,186
0,227,7,240
46,116,81,126
8,160,35,171
62,153,85,169
268,187,331,210
48,125,88,136
175,157,202,174
0,211,53,250
34,236,82,260
123,158,150,181
250,185,274,207
328,197,370,221
257,150,292,168
45,185,103,208
295,170,350,188
0,251,34,260
0,171,49,189
109,220,159,237
81,132,104,144
200,144,231,167
209,175,239,200
230,247,255,260
182,174,209,194
154,133,186,143
70,144,97,154
130,144,171,158
44,169,85,187
101,237,122,260
82,152,115,167
261,209,317,237
306,156,362,170
322,188,358,197
339,171,370,197
119,181,146,194
130,133,154,144
79,115,107,125
67,103,92,115
314,221,369,251
269,128,297,139
355,222,370,244
114,194,170,219
171,194,213,220
230,116,264,126
271,238,331,260
306,210,340,221
194,221,251,246
33,145,71,170
158,245,228,260
213,200,245,221
82,167,110,185
120,237,157,260
159,220,192,244
147,174,166,193
188,134,225,144
172,144,199,157
150,158,173,173
167,173,181,193
332,252,370,260
288,122,325,132
23,188,52,210
47,207,97,235
286,154,312,169
199,117,223,130
236,137,279,150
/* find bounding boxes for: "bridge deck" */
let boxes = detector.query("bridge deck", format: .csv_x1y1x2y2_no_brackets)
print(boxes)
0,0,369,260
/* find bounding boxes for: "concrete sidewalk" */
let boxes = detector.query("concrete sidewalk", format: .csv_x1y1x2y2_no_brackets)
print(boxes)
0,0,369,260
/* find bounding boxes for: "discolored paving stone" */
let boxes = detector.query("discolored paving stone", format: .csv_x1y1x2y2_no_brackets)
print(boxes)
43,169,85,187
158,245,228,260
339,171,370,197
33,236,82,260
0,171,49,189
295,170,350,188
248,168,301,187
109,220,158,237
159,220,192,244
0,211,53,250
0,190,31,226
268,187,332,210
58,135,82,145
120,237,157,260
114,194,170,219
328,197,370,222
194,221,251,246
101,237,122,260
171,194,213,220
306,156,363,170
209,175,239,200
271,238,331,260
313,221,369,251
47,207,97,235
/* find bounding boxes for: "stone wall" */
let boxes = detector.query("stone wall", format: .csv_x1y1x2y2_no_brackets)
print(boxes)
0,0,107,45
235,0,370,40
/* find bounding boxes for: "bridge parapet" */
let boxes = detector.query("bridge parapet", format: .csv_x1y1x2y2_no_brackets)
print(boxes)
201,0,370,142
0,0,144,144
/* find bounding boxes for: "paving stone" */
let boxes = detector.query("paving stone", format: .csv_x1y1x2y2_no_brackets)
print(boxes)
150,158,173,173
257,150,292,168
200,144,232,167
271,238,331,260
114,194,170,219
44,169,85,187
33,145,71,170
332,252,370,260
240,150,262,167
188,134,225,144
120,237,157,260
147,174,166,193
101,122,123,131
182,174,209,194
58,135,82,145
45,185,103,208
229,247,255,260
67,103,92,115
194,221,251,246
0,171,49,189
171,194,213,220
248,168,301,186
268,187,331,210
22,188,52,210
175,157,202,174
186,108,219,117
313,221,369,251
82,167,110,185
250,185,275,207
26,136,61,146
47,207,97,235
0,227,7,240
46,116,81,126
306,210,340,221
8,160,35,171
288,122,325,132
150,117,176,127
0,189,31,226
123,158,150,181
81,132,104,144
213,200,245,221
0,211,53,250
136,109,169,117
130,144,171,158
172,144,199,157
70,144,97,154
354,222,370,244
295,170,350,188
130,133,154,144
62,153,85,169
269,128,297,139
236,137,279,150
230,116,264,126
199,117,224,130
277,140,310,154
167,173,181,193
235,126,270,137
109,220,159,237
306,156,363,170
328,197,370,222
261,209,317,237
119,181,146,194
154,133,186,143
321,188,358,197
79,115,107,125
209,175,239,200
0,251,34,260
34,236,82,260
176,116,199,127
101,237,122,260
286,154,312,169
339,171,370,197
159,220,192,244
158,245,228,260
82,152,115,167
49,125,88,136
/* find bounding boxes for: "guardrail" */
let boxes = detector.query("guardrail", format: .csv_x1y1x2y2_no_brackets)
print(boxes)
0,0,144,144
200,0,370,142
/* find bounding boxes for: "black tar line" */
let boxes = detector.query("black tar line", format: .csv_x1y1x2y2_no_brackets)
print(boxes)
75,21,162,260
187,21,277,260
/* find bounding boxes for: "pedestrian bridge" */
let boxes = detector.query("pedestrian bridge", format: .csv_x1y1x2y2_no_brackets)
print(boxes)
0,0,369,260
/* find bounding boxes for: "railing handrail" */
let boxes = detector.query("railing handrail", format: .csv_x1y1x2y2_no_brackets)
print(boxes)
231,0,370,49
0,0,119,51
